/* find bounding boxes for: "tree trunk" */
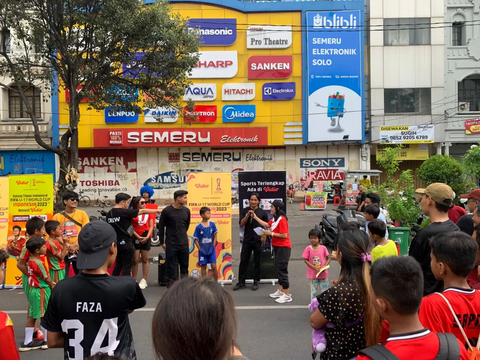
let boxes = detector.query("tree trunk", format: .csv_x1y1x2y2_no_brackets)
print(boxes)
69,95,80,173
55,143,70,213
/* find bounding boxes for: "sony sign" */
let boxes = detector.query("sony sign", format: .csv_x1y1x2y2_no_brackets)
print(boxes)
183,83,217,101
189,51,238,79
144,107,179,123
247,25,292,49
222,83,256,101
300,158,346,168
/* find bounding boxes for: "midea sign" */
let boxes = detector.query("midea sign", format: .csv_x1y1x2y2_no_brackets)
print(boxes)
247,25,292,49
144,107,179,123
222,83,255,101
223,105,256,123
189,51,238,79
183,83,217,101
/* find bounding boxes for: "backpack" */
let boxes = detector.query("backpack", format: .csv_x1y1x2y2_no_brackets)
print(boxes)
437,292,480,360
357,333,460,360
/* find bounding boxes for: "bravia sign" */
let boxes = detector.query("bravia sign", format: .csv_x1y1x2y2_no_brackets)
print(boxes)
222,105,256,123
183,83,217,101
222,83,256,101
248,55,293,79
262,82,296,101
187,19,237,46
183,105,217,123
144,107,179,123
189,51,238,79
247,25,292,49
105,106,139,124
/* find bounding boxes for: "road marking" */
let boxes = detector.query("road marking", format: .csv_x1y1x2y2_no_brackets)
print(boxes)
5,305,308,315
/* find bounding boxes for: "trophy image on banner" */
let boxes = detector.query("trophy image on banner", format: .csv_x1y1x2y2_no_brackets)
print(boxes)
315,92,346,132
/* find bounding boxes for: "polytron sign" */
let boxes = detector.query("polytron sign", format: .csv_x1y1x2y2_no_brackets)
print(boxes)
189,51,238,79
187,19,237,46
248,55,293,79
222,83,255,101
144,107,179,123
183,105,217,123
247,25,292,49
183,83,217,101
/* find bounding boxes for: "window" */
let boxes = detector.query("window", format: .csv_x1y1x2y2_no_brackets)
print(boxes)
384,88,431,114
8,85,41,118
384,18,431,46
1,28,11,53
452,22,465,46
458,75,480,112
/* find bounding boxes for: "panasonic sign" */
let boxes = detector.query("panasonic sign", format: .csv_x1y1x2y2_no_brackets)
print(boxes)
183,83,217,101
187,19,237,46
144,107,179,123
222,105,256,123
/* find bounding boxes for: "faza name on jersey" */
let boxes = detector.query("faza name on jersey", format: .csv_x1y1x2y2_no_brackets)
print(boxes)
76,302,103,313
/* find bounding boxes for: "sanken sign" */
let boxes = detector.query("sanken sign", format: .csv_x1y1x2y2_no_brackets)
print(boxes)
183,83,217,101
247,25,292,49
189,51,238,79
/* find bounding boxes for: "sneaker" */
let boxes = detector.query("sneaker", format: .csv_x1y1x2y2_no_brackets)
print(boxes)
275,294,293,304
139,278,148,290
41,341,48,350
269,290,284,298
233,283,246,291
19,340,43,352
252,282,259,291
33,328,44,342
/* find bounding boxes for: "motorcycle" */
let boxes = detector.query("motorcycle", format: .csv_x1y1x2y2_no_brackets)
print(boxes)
315,209,366,247
151,212,161,247
89,209,107,222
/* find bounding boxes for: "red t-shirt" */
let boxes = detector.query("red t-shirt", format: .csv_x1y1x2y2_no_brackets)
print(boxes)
268,216,291,248
467,266,480,289
27,259,49,288
448,205,467,224
356,329,470,360
45,238,66,270
132,213,154,235
419,287,480,348
0,312,20,360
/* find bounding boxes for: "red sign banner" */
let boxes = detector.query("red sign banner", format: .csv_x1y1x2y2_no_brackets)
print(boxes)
78,149,137,173
183,105,217,123
65,86,92,103
248,55,293,79
93,127,269,148
302,169,345,182
465,118,480,134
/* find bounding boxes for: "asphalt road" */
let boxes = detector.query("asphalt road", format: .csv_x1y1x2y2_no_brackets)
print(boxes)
1,204,341,360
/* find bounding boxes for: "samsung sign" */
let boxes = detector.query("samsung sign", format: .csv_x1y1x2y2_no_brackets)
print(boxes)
144,107,179,123
187,19,237,46
223,105,256,123
300,158,345,168
183,84,217,101
262,82,296,101
105,106,139,124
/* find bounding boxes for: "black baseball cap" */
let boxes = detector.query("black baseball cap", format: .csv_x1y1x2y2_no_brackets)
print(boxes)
77,221,117,270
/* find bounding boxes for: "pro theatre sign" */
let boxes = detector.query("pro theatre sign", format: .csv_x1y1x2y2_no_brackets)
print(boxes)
379,125,434,144
247,25,292,49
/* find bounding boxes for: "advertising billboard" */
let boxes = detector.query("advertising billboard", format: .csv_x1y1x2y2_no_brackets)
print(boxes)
187,18,237,46
379,125,435,144
306,10,364,142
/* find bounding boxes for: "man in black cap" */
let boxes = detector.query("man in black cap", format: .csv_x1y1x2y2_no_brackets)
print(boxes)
41,221,146,360
457,189,480,235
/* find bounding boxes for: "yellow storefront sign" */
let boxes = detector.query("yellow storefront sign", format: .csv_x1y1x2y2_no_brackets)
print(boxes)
376,144,429,161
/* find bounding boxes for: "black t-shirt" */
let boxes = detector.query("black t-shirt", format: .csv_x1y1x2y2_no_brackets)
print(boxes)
457,214,474,235
240,207,269,243
409,220,460,296
158,205,191,248
42,273,146,360
106,208,139,243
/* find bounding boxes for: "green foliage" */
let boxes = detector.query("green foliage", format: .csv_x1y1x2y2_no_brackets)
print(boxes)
386,170,421,227
376,145,403,187
462,144,480,183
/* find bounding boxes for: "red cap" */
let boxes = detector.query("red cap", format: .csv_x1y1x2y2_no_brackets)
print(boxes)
460,189,480,200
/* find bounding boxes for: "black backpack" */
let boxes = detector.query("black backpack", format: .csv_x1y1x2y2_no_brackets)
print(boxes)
357,333,460,360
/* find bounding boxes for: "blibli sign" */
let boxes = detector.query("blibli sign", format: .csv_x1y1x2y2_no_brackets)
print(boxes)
223,105,256,123
105,106,139,124
187,19,237,46
262,82,296,101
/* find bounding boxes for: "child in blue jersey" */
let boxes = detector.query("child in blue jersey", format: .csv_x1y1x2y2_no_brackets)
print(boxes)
193,207,218,282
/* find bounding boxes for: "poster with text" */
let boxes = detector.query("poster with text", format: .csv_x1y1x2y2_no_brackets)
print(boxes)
4,174,54,288
187,172,232,283
305,191,327,210
306,10,364,142
238,171,286,281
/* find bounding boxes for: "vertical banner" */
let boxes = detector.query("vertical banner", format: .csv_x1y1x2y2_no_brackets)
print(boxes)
238,171,287,282
187,172,232,283
4,174,54,288
0,177,9,288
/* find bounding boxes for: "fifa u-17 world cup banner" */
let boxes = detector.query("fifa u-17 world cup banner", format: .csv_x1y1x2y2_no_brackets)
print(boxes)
0,177,8,288
187,172,233,283
4,174,54,288
238,171,287,282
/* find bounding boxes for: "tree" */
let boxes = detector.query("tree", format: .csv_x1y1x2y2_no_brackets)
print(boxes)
376,144,402,188
417,154,473,200
0,0,199,203
387,169,421,227
462,143,480,185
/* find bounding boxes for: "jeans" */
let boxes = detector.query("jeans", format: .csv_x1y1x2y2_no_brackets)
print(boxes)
165,246,189,286
64,256,79,278
238,241,262,284
273,246,291,289
112,240,135,277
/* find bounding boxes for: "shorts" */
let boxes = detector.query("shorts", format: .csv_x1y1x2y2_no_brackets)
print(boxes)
22,274,30,299
49,269,66,283
135,231,152,251
309,278,329,299
29,287,51,319
199,251,217,266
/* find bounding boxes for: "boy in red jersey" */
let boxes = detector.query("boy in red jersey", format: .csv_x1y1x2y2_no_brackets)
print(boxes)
357,256,469,360
45,220,68,283
419,231,480,349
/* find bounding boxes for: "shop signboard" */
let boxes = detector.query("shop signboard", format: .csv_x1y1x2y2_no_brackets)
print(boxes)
187,18,237,46
189,51,238,79
379,125,434,144
247,25,292,49
262,82,296,101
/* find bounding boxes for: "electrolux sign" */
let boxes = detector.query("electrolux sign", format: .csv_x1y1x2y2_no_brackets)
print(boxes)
223,105,256,123
105,106,139,124
262,82,296,101
187,19,237,46
306,10,364,143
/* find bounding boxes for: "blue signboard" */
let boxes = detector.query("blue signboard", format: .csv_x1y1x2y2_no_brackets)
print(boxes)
144,169,203,190
306,10,364,142
105,106,139,123
0,150,56,175
187,19,237,46
262,82,296,101
222,105,256,123
104,85,139,103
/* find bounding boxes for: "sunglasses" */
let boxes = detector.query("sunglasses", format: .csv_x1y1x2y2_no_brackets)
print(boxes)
70,198,79,202
139,201,146,204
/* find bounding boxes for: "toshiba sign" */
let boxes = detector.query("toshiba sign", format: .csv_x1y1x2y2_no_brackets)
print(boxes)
189,51,238,79
248,55,293,79
222,83,256,101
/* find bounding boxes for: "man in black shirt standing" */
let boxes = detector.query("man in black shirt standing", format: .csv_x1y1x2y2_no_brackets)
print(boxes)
42,221,146,359
158,190,191,287
457,189,480,235
409,183,459,295
107,193,161,277
233,192,269,291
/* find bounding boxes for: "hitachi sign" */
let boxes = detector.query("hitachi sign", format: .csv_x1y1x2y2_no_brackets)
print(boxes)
224,88,254,95
127,131,211,144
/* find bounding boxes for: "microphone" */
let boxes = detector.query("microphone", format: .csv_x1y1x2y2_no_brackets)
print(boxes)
250,212,253,224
